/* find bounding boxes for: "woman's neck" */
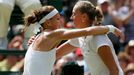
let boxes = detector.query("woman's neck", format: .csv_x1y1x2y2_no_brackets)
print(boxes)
43,29,54,32
43,26,57,31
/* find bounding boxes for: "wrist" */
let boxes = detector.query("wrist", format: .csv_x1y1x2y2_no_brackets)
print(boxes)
107,25,115,33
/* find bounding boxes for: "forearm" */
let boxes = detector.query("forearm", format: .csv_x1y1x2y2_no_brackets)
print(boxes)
123,9,134,25
56,42,77,59
87,25,114,35
56,48,76,59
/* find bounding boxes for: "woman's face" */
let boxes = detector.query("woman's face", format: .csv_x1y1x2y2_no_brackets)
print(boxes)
71,5,84,28
49,13,61,29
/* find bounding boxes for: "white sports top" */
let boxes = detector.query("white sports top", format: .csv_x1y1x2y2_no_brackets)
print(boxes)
68,35,124,75
23,34,56,75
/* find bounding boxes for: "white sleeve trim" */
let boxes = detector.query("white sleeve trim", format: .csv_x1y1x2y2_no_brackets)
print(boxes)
95,35,111,52
96,44,110,52
68,38,80,47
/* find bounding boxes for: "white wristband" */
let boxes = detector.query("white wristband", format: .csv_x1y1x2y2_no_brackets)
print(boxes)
107,25,115,33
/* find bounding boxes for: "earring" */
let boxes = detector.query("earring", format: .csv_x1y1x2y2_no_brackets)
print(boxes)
82,20,85,23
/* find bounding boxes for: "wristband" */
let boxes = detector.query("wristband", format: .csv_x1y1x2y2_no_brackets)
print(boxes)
107,25,115,33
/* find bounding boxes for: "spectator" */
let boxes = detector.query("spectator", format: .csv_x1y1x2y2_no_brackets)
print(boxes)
124,63,134,75
53,53,75,75
10,58,24,72
118,52,131,72
8,25,24,50
0,0,42,49
109,0,134,45
0,55,19,71
61,61,84,75
124,40,134,63
97,0,113,25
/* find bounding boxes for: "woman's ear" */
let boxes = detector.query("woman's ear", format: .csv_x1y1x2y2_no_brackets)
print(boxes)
82,13,88,23
45,20,51,26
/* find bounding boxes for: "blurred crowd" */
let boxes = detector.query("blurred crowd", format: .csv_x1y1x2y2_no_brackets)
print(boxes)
0,0,134,75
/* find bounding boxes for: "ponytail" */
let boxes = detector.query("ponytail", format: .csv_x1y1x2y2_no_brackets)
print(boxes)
94,6,104,26
23,10,39,32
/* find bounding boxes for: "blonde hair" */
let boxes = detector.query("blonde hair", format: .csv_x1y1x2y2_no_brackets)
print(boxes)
75,1,104,25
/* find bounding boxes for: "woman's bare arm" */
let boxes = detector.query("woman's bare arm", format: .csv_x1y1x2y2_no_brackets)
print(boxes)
27,25,124,47
98,46,119,75
49,25,124,41
56,41,77,59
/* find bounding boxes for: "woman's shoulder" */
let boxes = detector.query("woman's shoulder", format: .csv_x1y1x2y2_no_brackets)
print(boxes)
43,28,68,38
53,28,68,33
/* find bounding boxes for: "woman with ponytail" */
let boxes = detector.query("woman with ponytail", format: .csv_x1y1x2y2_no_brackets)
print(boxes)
57,1,124,75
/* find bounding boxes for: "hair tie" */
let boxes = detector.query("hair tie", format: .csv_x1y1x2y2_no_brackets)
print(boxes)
33,22,42,34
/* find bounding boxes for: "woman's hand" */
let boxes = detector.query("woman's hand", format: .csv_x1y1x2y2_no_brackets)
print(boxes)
27,36,36,46
107,25,125,43
113,27,125,43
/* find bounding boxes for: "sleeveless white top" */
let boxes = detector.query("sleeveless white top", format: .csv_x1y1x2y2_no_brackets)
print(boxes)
23,34,56,75
68,35,124,75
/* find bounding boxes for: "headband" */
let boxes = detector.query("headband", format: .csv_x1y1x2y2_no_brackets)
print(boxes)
33,9,59,34
39,9,59,24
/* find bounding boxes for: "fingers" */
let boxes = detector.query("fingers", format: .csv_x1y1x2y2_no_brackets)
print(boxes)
114,28,125,43
27,36,36,46
107,26,125,43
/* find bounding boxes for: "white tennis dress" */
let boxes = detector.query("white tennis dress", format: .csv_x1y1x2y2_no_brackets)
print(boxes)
23,35,56,75
68,35,124,75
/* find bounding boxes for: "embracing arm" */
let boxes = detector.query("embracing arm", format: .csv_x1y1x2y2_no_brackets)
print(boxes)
98,46,119,75
59,26,109,40
56,41,78,59
49,25,123,41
